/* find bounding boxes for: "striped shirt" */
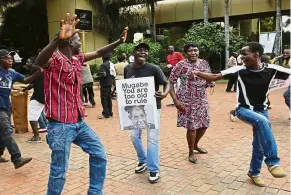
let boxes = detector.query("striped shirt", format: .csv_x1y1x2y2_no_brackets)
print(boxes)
44,51,85,123
221,64,291,110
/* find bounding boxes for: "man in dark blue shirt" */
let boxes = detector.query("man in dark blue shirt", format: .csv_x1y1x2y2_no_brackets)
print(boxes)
0,49,41,168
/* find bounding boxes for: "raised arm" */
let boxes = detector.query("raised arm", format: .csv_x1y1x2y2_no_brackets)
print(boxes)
35,13,80,68
84,27,128,62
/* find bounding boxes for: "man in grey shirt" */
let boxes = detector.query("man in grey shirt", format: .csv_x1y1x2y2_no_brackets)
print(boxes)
82,64,96,107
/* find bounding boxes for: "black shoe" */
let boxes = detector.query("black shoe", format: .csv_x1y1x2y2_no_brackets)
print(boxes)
149,172,160,183
14,157,32,169
135,162,146,173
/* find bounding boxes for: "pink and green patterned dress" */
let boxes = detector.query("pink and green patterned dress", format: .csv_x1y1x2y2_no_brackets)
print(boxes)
169,59,214,130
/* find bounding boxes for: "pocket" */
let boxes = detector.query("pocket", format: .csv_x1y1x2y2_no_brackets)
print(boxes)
60,64,75,84
47,122,67,150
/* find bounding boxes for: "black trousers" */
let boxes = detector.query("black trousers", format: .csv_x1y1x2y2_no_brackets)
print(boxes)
226,74,237,92
82,82,96,106
100,86,112,118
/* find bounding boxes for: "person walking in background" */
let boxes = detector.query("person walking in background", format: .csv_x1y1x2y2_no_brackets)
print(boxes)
166,46,184,106
111,53,128,98
192,42,289,187
169,43,214,164
98,53,114,119
82,63,96,107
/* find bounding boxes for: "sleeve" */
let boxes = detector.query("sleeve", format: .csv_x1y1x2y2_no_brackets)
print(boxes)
204,61,215,88
155,65,168,85
220,66,245,78
166,56,170,64
169,61,183,84
77,53,85,65
178,52,184,61
11,71,25,82
268,64,291,80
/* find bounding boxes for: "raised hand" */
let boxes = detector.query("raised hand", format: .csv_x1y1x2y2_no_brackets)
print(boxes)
120,27,129,43
59,13,80,40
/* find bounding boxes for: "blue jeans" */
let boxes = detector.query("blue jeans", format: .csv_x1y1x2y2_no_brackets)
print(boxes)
283,87,290,109
130,109,161,173
46,120,106,195
236,107,280,176
38,111,47,129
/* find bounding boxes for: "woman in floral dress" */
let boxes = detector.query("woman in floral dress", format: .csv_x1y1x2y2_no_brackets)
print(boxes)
169,43,214,163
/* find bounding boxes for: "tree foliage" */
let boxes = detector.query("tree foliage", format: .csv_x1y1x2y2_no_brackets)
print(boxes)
112,39,162,65
0,0,48,58
177,22,247,60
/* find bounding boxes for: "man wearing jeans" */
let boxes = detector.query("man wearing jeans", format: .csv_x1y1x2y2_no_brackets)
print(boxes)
124,43,169,183
192,42,289,187
0,49,42,167
35,13,128,195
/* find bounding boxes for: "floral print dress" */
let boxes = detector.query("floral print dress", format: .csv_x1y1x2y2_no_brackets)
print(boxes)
169,59,214,130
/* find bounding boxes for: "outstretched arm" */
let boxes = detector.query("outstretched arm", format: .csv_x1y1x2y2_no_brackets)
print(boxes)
21,68,44,84
193,71,223,82
84,27,128,62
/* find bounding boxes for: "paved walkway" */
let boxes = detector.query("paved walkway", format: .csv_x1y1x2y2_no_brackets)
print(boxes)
0,84,290,195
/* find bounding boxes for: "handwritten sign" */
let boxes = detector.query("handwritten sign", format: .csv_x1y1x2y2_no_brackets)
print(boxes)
269,76,291,92
116,77,158,130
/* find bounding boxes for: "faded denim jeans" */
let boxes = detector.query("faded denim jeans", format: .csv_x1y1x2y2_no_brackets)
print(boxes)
130,109,161,173
46,120,106,195
236,107,280,176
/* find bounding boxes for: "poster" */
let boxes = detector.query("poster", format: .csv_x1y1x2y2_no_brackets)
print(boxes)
269,76,291,92
116,77,158,130
259,32,276,53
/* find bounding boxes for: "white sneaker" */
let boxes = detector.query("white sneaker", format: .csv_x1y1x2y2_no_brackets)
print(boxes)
135,162,147,173
149,172,160,183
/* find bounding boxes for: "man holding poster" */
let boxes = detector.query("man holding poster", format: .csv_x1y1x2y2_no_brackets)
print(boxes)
123,43,169,184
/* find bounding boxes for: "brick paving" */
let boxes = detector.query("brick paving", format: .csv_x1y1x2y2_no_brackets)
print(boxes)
0,84,290,195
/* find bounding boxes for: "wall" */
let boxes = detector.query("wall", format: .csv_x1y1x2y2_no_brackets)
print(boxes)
46,0,108,65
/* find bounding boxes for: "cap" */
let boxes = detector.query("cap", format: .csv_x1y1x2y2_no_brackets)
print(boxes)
0,49,16,58
133,43,150,51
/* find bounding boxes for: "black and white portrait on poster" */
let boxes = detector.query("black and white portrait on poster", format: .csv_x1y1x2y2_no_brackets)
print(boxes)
116,77,158,130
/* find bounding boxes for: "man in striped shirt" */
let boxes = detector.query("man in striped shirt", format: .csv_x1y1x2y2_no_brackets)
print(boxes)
192,42,290,187
35,13,128,195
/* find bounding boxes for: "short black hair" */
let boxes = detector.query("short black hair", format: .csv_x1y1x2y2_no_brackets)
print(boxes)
117,54,126,62
184,43,198,53
102,53,111,61
246,42,264,56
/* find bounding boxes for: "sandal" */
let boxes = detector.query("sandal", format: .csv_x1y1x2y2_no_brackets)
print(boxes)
188,155,197,164
194,147,208,154
0,156,9,163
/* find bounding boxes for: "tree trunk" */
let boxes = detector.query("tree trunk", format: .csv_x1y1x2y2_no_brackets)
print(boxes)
273,0,281,56
109,6,120,41
224,0,229,70
150,0,156,41
203,0,208,23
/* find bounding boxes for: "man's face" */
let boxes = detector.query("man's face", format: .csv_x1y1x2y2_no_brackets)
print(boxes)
240,46,258,68
131,107,147,129
186,46,199,62
1,55,13,69
71,34,82,55
168,46,174,54
133,47,149,64
283,49,290,59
